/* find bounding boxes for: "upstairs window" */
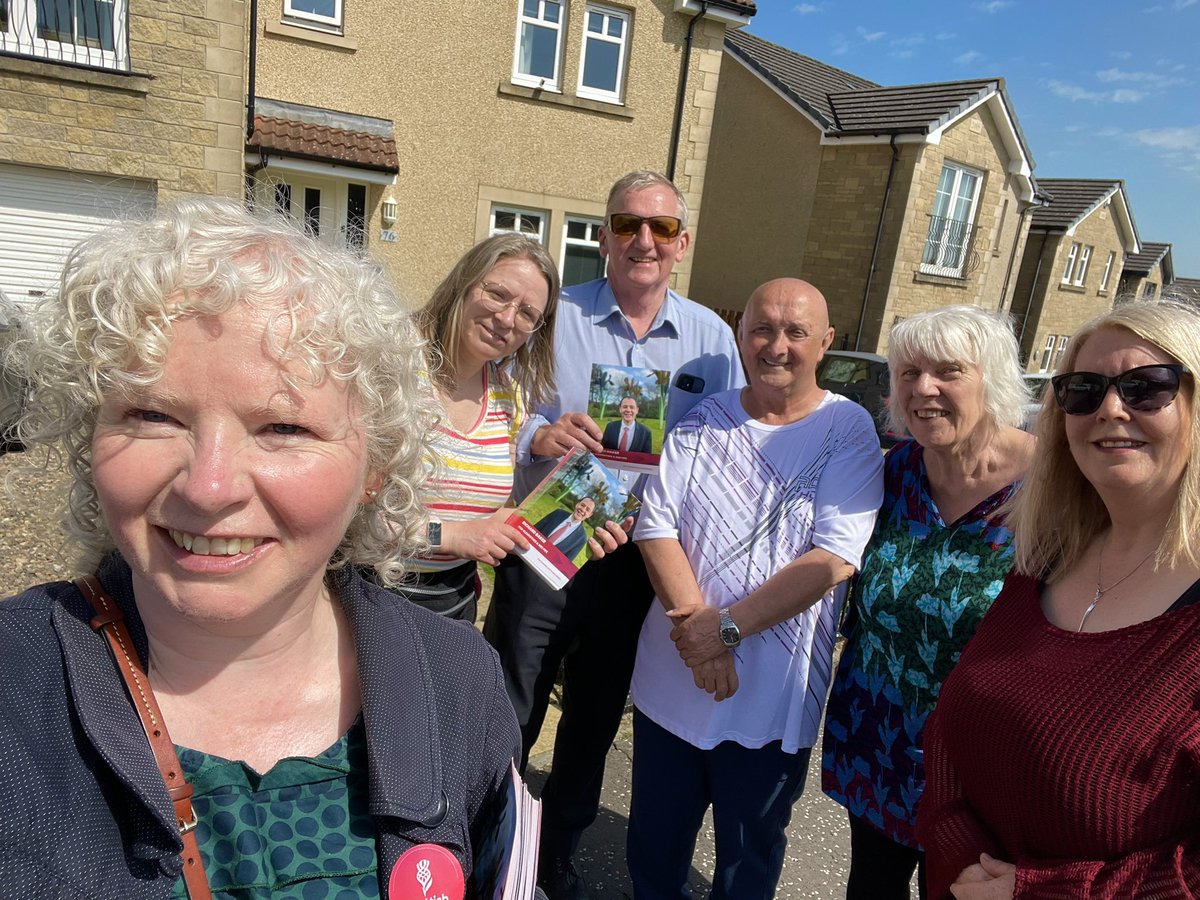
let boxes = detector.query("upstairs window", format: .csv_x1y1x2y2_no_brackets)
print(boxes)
1144,281,1158,299
1099,251,1116,292
513,0,564,90
283,0,343,32
1072,245,1092,287
920,162,981,278
577,4,629,103
1,0,128,70
1061,242,1080,284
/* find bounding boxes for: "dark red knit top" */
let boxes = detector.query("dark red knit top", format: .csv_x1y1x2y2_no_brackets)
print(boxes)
917,572,1200,899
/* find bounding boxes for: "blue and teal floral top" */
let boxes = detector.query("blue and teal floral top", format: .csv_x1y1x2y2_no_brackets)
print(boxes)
820,439,1018,847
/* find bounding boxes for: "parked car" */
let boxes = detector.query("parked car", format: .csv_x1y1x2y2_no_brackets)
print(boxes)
816,350,898,447
0,291,26,453
1022,372,1052,431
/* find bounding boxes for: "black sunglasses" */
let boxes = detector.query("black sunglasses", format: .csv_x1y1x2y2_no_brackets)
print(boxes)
1051,363,1192,416
606,213,683,243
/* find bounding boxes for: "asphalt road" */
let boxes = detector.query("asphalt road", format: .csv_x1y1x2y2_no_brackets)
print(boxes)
525,729,855,900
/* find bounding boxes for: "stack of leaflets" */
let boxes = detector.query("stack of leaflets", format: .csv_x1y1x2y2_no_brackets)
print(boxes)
472,762,542,899
507,447,641,589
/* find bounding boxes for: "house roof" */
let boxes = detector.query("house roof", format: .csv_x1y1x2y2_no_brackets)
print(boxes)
1030,178,1140,253
723,30,1037,199
1167,277,1200,303
1121,241,1171,277
725,30,877,129
247,98,398,173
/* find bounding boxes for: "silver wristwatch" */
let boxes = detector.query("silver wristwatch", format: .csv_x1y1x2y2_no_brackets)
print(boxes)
719,608,741,648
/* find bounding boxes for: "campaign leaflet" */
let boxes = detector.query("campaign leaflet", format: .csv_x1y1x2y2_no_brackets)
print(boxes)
507,448,641,589
470,762,541,900
588,363,670,475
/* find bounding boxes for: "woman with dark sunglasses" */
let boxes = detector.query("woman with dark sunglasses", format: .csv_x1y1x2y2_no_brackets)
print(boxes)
917,300,1200,899
399,234,561,622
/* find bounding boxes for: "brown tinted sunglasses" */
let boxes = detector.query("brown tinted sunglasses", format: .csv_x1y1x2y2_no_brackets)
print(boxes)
606,213,683,243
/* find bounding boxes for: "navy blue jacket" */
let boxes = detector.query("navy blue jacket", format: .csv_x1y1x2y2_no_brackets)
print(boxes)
0,554,520,898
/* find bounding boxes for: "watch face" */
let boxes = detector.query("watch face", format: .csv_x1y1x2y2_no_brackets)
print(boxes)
427,521,442,547
720,620,740,647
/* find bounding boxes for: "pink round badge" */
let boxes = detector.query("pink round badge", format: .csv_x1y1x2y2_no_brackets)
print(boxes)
389,843,466,900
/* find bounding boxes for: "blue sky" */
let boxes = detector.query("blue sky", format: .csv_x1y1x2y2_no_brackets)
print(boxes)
747,1,1200,277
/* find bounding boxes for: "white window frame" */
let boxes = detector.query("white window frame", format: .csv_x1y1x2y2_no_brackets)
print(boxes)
1061,242,1080,284
1073,244,1092,287
1052,335,1068,370
1099,251,1116,292
512,0,565,91
920,161,983,278
490,204,547,243
576,4,630,104
283,0,343,31
1039,334,1057,373
561,215,605,284
0,0,129,71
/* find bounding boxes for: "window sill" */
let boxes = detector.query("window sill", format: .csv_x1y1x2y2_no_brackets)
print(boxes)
0,52,150,93
913,270,969,288
264,20,358,51
1098,289,1109,298
1058,283,1086,294
498,81,634,120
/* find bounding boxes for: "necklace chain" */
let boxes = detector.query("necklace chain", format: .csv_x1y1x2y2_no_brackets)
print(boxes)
1077,537,1157,632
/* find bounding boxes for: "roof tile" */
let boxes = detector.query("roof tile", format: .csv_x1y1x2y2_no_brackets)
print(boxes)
248,114,398,173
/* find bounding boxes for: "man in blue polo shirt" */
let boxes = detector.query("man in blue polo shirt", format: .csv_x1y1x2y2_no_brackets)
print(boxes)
484,170,745,900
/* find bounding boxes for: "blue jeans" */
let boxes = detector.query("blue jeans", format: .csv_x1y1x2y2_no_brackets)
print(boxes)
626,709,812,900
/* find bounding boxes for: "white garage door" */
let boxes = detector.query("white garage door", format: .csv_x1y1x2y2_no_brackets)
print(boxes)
0,164,155,306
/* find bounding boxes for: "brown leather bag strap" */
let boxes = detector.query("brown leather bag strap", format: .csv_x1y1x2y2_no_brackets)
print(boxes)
75,575,213,900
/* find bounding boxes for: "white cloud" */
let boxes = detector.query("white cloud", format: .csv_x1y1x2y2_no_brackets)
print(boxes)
891,50,917,59
936,31,957,40
857,26,886,41
1111,88,1148,102
974,0,1012,11
1133,125,1200,153
1048,80,1103,101
891,34,926,47
1174,0,1197,8
1111,50,1133,60
955,50,983,65
1096,67,1186,88
1047,80,1148,103
830,33,851,55
793,3,823,13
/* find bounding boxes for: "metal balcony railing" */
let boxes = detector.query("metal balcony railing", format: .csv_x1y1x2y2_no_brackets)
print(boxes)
0,0,129,72
919,214,980,279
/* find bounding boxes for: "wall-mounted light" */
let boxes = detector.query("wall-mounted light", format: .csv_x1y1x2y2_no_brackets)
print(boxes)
381,197,398,226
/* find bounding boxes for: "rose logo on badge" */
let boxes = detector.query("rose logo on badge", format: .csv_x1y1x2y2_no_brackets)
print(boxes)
389,843,465,900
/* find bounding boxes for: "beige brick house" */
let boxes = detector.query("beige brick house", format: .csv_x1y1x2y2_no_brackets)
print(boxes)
247,0,754,303
688,30,1038,354
1009,178,1139,373
0,0,247,304
1118,241,1173,303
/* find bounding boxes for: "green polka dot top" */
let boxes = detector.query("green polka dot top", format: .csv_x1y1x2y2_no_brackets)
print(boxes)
171,718,380,900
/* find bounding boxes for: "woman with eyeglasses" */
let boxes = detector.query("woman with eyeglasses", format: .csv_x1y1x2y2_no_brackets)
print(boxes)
916,300,1200,899
402,233,561,622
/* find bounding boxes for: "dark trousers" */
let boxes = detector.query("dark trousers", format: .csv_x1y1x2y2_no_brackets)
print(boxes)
846,813,927,900
483,542,654,860
626,709,811,900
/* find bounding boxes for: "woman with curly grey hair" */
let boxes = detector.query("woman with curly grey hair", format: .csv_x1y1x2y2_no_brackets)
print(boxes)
0,196,520,899
821,305,1035,899
401,232,561,622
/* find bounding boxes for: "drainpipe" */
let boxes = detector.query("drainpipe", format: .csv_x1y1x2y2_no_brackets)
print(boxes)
998,201,1034,312
667,1,709,181
245,0,259,141
1016,229,1050,347
854,133,899,351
